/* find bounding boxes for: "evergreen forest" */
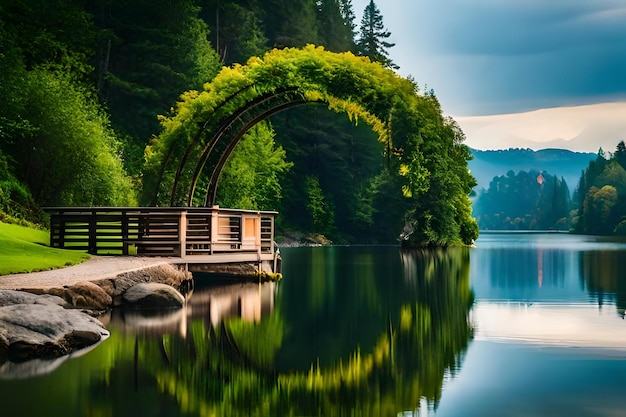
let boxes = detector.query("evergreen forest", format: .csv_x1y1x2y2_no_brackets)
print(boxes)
473,142,626,235
473,170,572,231
573,143,626,235
0,0,478,246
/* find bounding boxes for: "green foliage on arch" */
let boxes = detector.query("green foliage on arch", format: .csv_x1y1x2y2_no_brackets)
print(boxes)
143,45,478,246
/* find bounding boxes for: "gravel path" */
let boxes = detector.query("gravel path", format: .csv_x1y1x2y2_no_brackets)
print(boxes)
0,256,180,290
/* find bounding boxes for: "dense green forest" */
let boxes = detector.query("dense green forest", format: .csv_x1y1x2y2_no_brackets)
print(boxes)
468,148,596,194
0,0,477,246
473,142,626,234
573,142,626,235
473,170,571,230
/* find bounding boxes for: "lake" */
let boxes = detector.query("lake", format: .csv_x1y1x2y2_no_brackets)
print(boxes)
1,232,626,416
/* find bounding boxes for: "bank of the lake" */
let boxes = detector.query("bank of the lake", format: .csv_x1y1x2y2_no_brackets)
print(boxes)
0,222,90,276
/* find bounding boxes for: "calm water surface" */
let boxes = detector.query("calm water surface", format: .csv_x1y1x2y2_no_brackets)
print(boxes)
1,233,626,416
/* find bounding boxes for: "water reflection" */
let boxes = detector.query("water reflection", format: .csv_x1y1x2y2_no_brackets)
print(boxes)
0,338,106,381
272,247,474,415
104,280,277,339
6,234,626,417
471,232,626,314
473,302,626,349
433,233,626,417
581,250,626,315
0,246,475,417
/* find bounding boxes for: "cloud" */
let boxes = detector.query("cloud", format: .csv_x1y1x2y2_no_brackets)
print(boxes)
455,102,626,153
417,1,626,56
352,0,626,115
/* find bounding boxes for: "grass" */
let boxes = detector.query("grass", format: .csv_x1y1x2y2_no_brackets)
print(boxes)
0,222,91,275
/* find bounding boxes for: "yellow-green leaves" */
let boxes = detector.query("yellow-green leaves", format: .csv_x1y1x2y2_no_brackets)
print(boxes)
144,45,476,246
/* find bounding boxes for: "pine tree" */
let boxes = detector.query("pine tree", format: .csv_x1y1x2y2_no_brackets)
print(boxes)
615,140,626,171
200,0,268,65
90,0,221,174
337,0,357,51
356,0,397,69
316,0,356,52
259,0,320,48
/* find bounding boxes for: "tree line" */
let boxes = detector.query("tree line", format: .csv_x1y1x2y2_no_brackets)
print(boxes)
573,143,626,235
0,0,478,246
473,170,571,231
473,142,626,235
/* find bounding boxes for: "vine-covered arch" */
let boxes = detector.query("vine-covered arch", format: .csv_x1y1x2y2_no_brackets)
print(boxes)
143,45,478,245
143,45,409,206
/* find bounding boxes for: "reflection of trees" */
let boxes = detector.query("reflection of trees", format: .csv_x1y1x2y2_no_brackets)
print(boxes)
398,247,474,401
84,247,473,416
275,248,474,415
480,248,569,289
581,250,626,314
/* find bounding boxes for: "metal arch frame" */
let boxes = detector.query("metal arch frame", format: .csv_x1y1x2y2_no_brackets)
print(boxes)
147,84,254,206
168,87,301,206
200,99,310,207
172,87,327,207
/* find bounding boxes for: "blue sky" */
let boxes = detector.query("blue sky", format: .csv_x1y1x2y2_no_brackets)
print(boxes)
351,0,626,152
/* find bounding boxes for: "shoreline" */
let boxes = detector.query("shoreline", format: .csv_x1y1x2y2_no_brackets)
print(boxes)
0,256,178,291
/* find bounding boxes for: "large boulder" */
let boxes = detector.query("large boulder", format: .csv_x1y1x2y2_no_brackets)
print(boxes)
0,291,109,362
0,290,65,307
95,264,192,306
122,282,185,309
61,281,113,310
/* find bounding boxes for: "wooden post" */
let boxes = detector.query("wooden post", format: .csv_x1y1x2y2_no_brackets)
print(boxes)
89,210,97,254
122,210,129,255
270,215,275,254
180,209,187,258
210,205,220,254
53,213,64,249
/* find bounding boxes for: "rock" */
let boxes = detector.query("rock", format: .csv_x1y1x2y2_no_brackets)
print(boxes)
0,290,65,307
0,339,103,380
122,283,185,309
94,264,193,306
0,301,109,362
0,354,68,380
62,281,113,310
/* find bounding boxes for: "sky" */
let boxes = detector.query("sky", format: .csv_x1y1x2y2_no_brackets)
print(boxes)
351,0,626,153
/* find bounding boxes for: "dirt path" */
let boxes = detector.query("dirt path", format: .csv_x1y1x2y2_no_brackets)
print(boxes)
0,256,180,290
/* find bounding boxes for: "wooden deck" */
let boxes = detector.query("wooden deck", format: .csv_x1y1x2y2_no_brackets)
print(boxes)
43,207,279,272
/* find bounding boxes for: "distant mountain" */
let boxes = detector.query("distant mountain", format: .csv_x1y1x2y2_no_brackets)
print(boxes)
468,148,598,194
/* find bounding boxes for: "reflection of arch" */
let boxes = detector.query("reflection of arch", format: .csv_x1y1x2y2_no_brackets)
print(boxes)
143,45,403,207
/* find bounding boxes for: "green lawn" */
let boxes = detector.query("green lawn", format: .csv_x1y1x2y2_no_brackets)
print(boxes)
0,222,90,275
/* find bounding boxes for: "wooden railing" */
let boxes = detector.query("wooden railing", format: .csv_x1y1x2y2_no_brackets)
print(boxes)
44,207,277,257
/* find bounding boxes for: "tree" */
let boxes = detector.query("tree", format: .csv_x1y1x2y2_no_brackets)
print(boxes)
572,147,626,235
144,45,476,246
271,105,383,242
0,0,97,80
200,0,268,65
339,0,358,49
473,169,571,231
259,0,320,48
316,0,356,52
356,0,397,69
615,140,626,171
90,0,221,175
0,3,135,213
584,186,619,235
4,69,135,207
214,121,293,210
305,175,335,234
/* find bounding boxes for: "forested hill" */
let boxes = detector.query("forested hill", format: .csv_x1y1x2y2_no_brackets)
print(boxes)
468,148,597,193
0,0,479,246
